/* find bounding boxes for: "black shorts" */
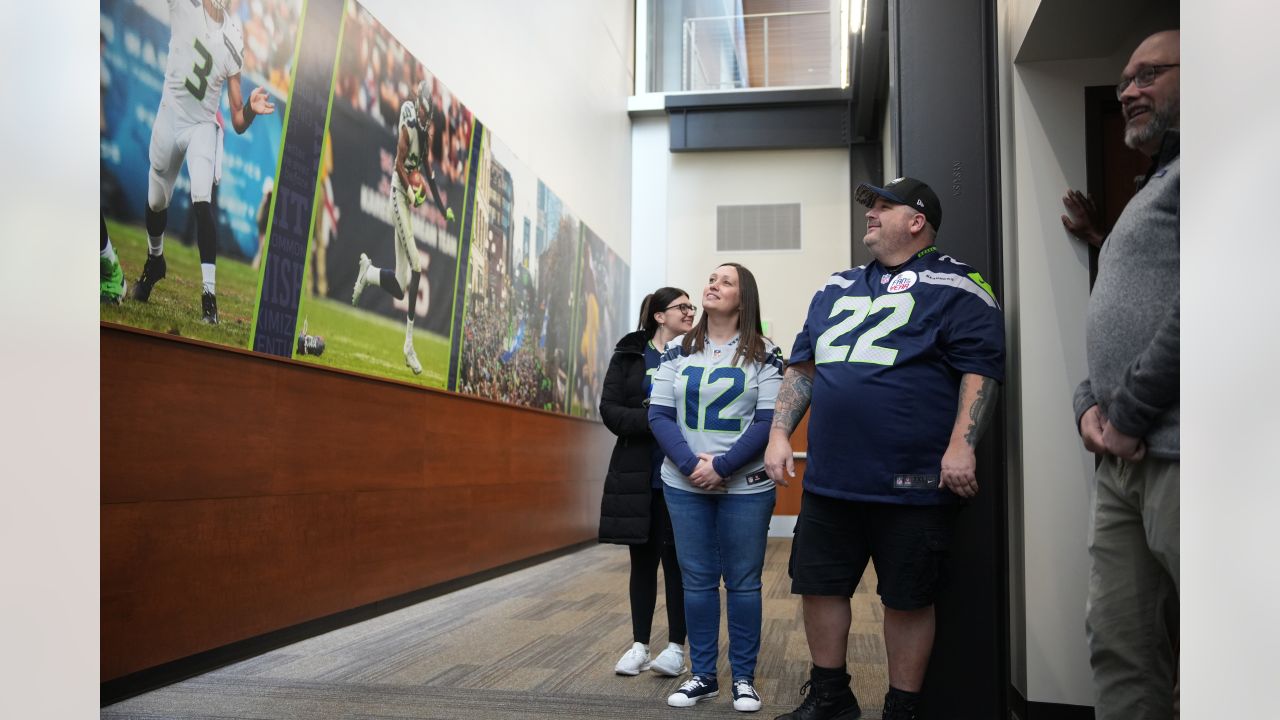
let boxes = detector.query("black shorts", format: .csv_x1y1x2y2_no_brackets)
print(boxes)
788,490,958,610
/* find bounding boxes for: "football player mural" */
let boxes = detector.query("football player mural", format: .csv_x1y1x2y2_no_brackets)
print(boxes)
100,0,295,346
101,0,631,419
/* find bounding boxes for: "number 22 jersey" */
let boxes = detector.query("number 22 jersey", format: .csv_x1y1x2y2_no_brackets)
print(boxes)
790,246,1005,505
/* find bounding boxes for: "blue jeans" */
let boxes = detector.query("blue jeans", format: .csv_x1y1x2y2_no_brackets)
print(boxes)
663,485,776,681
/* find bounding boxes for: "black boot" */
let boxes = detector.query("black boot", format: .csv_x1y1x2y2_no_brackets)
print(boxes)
880,687,921,720
774,668,861,720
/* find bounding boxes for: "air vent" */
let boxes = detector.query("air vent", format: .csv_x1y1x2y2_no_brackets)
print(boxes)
717,203,801,252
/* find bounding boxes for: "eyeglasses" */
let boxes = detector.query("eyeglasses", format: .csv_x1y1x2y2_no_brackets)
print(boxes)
664,303,697,315
1115,64,1178,100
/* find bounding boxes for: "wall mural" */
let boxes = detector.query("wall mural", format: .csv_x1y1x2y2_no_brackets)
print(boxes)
100,0,630,417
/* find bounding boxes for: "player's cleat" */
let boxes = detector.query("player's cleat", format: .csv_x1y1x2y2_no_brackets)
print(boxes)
404,338,422,375
201,291,218,324
352,253,372,305
132,254,167,302
100,256,127,304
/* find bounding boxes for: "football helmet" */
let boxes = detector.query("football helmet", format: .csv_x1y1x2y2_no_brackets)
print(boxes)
415,80,434,128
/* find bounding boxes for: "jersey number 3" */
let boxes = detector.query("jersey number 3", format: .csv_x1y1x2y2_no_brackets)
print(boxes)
681,366,747,432
185,39,214,102
814,294,915,365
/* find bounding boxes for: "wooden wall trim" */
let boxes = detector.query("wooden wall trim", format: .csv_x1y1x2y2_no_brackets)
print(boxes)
101,326,613,681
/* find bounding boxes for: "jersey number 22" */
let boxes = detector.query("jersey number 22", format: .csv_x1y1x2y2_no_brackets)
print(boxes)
814,294,915,366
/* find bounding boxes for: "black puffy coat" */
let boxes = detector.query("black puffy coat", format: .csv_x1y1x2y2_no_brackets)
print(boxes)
598,330,657,544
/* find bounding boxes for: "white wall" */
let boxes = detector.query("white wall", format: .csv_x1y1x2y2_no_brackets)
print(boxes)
664,148,851,352
629,115,672,324
359,0,635,259
1006,53,1115,707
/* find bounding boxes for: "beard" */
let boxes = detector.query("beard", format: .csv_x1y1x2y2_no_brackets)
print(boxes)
1125,97,1179,151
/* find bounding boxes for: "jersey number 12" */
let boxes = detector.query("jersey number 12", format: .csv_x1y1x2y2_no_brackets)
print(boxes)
681,366,746,433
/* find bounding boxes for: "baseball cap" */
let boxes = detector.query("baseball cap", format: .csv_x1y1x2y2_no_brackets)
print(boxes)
855,176,943,232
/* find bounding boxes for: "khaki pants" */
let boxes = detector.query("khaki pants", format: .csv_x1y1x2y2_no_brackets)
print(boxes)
1087,455,1179,720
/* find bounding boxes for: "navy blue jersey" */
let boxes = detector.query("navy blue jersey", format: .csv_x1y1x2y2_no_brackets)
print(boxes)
790,246,1005,505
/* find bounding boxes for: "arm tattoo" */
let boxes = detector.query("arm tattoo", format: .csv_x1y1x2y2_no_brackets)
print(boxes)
963,376,999,447
771,369,813,435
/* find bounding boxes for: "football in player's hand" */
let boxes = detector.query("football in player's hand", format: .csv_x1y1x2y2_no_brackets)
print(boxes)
408,171,426,206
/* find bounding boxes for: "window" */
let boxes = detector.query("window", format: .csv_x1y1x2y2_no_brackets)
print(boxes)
641,0,848,94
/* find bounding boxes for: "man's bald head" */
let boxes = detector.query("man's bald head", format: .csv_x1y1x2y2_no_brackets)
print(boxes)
1120,30,1180,156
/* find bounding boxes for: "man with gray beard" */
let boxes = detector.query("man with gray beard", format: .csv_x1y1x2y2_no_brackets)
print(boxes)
1068,30,1179,720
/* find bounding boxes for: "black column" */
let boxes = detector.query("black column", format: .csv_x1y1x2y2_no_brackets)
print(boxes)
890,0,1009,718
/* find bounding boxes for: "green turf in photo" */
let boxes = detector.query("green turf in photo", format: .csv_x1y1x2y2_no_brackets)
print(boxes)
293,290,451,389
101,219,259,348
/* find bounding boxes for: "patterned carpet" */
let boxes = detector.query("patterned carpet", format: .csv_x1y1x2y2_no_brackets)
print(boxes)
102,538,889,719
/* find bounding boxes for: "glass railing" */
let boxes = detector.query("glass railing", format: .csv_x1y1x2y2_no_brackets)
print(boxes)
681,10,833,91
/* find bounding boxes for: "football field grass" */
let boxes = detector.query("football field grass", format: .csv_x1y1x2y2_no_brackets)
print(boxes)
101,219,259,348
104,218,452,388
293,294,452,389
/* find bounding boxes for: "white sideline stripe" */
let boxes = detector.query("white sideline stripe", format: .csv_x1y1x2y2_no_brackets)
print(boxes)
824,268,863,289
918,270,999,308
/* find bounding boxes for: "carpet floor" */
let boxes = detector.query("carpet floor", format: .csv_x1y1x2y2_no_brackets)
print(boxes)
102,538,889,719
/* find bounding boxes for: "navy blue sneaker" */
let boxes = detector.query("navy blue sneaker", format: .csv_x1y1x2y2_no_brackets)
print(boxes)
733,679,763,712
668,674,719,707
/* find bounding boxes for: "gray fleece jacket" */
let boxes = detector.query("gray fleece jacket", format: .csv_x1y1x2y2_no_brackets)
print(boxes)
1073,131,1179,459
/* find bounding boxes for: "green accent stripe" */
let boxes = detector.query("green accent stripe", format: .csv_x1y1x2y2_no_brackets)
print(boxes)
449,122,485,389
564,221,586,415
967,271,996,300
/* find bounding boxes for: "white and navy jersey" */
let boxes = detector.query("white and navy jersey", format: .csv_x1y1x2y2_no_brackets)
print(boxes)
392,101,429,190
650,334,784,494
162,0,244,125
790,246,1005,505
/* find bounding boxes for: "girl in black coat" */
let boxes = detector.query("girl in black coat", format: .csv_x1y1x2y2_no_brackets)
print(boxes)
599,286,697,677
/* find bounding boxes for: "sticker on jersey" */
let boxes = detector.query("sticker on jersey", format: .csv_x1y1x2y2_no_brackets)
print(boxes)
893,474,939,490
887,270,917,293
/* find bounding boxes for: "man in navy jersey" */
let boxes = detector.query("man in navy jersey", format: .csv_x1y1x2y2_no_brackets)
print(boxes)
765,177,1004,720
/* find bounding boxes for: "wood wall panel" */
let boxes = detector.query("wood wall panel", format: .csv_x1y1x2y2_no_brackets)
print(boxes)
101,326,613,682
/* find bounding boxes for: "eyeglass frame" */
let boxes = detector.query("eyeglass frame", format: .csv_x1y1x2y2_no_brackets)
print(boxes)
663,302,697,315
1115,64,1179,100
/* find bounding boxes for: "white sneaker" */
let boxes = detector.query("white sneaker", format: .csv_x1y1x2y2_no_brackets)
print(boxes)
650,642,687,676
614,642,651,675
404,339,422,375
732,679,762,712
352,253,372,305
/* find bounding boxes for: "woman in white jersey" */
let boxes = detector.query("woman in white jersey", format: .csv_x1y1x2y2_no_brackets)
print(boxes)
648,263,784,712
